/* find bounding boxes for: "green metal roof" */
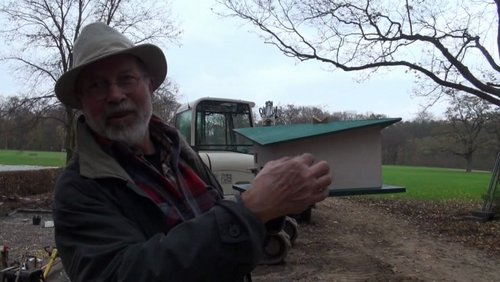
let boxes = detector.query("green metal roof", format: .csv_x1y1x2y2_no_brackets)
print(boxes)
233,118,401,146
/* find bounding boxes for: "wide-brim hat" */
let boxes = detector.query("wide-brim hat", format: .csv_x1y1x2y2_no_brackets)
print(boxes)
54,22,167,109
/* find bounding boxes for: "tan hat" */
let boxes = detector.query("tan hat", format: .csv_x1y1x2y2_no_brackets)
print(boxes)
54,22,167,109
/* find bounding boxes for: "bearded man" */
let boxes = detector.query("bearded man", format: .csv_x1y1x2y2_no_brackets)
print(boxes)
53,22,331,282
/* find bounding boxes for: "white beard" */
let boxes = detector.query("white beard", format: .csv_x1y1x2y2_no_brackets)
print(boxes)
104,112,151,145
85,98,153,147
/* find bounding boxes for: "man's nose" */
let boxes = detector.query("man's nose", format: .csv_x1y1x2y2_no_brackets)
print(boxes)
106,83,127,103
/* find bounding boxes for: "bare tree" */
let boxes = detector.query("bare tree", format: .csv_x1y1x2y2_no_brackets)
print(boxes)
274,104,330,124
152,80,181,124
217,0,500,106
381,122,408,164
0,96,40,150
0,0,181,160
414,110,437,123
485,108,500,152
444,93,494,172
275,104,299,125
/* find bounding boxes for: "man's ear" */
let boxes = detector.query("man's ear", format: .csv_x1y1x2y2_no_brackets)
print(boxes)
148,80,155,94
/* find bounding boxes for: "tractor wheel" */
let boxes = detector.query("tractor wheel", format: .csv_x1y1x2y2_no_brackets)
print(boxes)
283,216,298,245
260,231,291,265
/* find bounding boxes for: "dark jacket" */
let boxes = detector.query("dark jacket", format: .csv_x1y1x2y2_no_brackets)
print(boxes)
53,117,265,282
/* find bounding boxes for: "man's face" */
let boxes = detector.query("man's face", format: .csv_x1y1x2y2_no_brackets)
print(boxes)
77,54,153,146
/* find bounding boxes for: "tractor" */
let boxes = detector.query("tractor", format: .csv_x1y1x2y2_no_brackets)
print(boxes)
174,97,257,195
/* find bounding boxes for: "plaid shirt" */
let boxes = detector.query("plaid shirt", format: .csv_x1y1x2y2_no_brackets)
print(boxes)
97,116,222,228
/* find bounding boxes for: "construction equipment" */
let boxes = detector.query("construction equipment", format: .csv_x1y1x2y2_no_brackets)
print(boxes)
0,252,44,282
174,97,257,195
0,246,61,282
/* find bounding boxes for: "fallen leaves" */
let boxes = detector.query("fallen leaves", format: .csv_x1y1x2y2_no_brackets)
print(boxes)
349,197,500,257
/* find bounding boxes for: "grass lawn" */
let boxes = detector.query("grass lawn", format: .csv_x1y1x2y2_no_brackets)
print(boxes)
0,150,66,167
0,150,493,201
382,165,492,201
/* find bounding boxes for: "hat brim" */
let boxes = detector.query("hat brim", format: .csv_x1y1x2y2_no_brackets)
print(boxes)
55,44,167,109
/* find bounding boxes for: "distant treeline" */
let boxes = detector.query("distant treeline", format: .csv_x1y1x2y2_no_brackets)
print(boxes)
1,98,499,171
381,120,498,171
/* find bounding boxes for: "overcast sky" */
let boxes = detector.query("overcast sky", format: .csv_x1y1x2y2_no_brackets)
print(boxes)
166,1,449,121
0,0,451,121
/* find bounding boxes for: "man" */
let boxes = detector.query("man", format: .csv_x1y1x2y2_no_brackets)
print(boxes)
53,22,331,282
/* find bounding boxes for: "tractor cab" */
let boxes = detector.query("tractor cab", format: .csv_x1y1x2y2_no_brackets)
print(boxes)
174,97,257,194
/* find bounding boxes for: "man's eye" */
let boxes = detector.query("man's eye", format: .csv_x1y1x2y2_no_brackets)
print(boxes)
118,75,137,85
87,81,107,90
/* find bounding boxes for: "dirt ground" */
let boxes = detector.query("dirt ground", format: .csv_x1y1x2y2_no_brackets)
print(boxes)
1,194,500,281
253,197,500,281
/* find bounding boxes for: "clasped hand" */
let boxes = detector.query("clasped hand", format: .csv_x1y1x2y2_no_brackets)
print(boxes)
241,153,332,223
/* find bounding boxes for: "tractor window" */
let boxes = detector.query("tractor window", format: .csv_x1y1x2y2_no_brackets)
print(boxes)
175,109,192,144
195,101,253,152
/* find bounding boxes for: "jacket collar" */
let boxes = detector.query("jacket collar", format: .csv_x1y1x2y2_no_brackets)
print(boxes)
76,115,132,181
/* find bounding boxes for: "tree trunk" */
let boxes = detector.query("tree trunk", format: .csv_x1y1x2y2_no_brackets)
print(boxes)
64,106,76,163
465,152,473,173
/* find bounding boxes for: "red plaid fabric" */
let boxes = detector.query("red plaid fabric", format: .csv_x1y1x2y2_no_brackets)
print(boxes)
95,116,221,228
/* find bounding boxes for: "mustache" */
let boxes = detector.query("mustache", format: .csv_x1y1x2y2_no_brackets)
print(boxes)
104,101,136,117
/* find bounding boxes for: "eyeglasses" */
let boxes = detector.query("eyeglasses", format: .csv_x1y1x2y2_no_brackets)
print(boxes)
81,75,148,101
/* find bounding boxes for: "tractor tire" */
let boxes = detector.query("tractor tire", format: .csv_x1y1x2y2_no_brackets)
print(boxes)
283,216,298,245
260,231,291,265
